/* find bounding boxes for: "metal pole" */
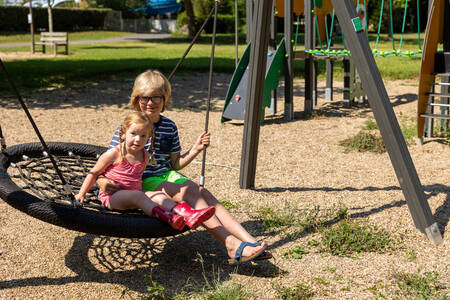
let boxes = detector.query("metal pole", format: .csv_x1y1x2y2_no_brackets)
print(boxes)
325,58,333,101
284,0,294,120
29,0,35,54
246,0,253,44
199,0,218,187
239,0,272,189
304,0,314,116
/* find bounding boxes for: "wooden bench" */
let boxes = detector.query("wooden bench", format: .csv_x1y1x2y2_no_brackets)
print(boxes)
35,32,69,55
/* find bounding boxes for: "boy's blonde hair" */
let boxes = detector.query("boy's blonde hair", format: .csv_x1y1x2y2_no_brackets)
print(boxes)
129,70,172,113
118,112,155,164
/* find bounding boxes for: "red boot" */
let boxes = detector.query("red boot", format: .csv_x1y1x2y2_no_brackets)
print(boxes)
152,206,185,230
172,202,215,229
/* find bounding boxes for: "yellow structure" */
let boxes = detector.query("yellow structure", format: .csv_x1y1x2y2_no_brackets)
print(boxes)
275,0,358,43
417,0,446,140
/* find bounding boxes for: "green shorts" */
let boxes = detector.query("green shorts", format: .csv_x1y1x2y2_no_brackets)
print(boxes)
142,170,189,191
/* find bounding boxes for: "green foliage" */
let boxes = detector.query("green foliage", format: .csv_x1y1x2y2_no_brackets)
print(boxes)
282,246,309,259
273,281,314,300
405,249,417,261
177,0,245,34
313,276,330,286
0,6,111,32
256,205,324,233
340,118,417,153
363,119,378,130
197,14,239,34
95,0,144,18
365,0,429,34
219,200,238,210
258,207,295,229
202,283,248,300
319,220,395,256
143,274,167,300
181,253,248,300
339,130,386,154
400,121,417,144
177,12,242,34
393,270,448,299
335,205,348,220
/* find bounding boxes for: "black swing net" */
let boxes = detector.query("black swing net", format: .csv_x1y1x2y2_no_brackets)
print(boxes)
0,2,219,238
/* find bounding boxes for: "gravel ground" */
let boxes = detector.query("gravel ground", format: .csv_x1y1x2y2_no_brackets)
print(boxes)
0,73,448,299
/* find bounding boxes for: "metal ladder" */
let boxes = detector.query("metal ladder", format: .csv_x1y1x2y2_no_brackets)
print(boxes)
421,72,450,140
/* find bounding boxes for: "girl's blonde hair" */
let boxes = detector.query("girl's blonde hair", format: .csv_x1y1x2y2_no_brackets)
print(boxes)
118,112,155,164
129,70,172,113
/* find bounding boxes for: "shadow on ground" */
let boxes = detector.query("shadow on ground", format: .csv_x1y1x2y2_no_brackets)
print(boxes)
0,184,446,296
256,183,450,237
0,223,282,297
0,70,418,118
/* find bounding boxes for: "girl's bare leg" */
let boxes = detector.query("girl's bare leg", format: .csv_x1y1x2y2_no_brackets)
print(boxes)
109,190,184,230
107,190,157,215
156,181,266,258
144,191,176,211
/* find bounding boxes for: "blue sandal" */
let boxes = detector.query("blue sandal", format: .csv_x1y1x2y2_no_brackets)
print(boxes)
228,241,267,264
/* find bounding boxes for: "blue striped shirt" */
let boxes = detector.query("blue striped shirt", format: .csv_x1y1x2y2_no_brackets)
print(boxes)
108,115,181,178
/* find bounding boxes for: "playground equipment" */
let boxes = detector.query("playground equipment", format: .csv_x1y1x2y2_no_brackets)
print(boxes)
221,0,364,122
134,0,183,16
240,0,442,245
221,40,285,122
417,0,450,144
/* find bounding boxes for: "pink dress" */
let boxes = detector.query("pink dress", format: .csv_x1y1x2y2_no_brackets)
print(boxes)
98,147,147,206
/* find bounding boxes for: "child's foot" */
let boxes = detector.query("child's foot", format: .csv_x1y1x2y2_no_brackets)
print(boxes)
152,206,185,230
226,238,267,264
169,214,185,231
172,202,215,229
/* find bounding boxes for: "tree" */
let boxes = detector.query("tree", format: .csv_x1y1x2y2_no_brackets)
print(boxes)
184,0,197,37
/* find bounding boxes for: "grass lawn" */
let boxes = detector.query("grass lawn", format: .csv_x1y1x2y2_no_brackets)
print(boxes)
0,31,133,44
0,32,423,94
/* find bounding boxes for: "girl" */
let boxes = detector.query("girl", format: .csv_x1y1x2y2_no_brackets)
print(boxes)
98,70,271,264
75,112,215,231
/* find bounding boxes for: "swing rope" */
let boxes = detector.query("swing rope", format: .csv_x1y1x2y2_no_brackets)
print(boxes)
398,0,408,50
373,0,422,57
0,59,77,206
200,0,218,187
294,14,301,50
167,4,216,81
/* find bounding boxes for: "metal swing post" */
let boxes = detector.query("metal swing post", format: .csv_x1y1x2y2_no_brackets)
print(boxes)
330,0,443,245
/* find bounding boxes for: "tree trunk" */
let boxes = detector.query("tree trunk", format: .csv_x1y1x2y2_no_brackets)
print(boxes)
183,0,197,37
47,0,53,32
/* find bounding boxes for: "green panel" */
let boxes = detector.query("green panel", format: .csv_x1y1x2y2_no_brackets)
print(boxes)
263,39,286,109
221,40,285,123
221,43,251,123
315,0,323,8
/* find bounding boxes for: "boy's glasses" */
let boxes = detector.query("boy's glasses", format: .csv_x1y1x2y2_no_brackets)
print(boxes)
139,95,164,105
